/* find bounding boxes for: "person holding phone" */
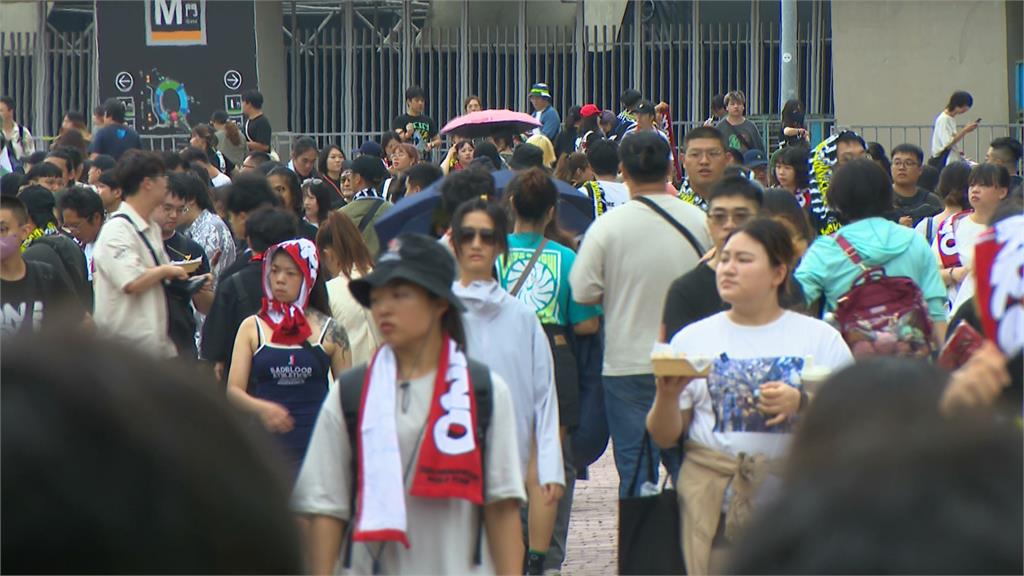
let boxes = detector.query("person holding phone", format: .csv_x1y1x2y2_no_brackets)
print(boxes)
931,91,979,167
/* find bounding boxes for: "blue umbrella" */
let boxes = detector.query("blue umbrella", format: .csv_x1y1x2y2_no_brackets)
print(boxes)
374,169,595,246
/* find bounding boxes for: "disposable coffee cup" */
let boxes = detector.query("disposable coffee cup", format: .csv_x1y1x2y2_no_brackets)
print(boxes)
800,366,831,396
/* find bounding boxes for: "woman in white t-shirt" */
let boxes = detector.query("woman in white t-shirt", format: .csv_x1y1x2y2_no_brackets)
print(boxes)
315,211,380,366
949,164,1011,316
930,91,979,166
294,234,526,575
647,218,852,575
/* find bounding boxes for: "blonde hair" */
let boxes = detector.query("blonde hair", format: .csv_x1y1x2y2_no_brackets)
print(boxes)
526,134,557,168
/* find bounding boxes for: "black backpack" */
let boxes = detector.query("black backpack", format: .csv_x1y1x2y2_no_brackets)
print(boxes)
336,360,493,569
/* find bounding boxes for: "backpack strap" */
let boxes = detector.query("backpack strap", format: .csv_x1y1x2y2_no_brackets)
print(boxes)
337,364,369,570
510,239,548,297
466,359,492,566
834,235,866,268
110,213,162,266
634,195,705,257
358,198,386,232
925,217,935,246
335,359,493,568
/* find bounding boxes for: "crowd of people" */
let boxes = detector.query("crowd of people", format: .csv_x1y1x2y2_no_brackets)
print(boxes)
1,82,1022,576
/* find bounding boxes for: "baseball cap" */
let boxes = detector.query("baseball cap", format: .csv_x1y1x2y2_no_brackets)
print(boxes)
349,234,465,312
350,155,387,183
743,149,768,168
354,140,384,159
509,143,545,170
580,104,601,118
635,100,656,116
529,83,552,101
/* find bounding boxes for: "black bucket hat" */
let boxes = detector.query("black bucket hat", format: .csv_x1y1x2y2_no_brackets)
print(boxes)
349,233,466,312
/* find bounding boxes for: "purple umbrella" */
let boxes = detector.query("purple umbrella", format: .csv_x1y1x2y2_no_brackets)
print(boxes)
440,109,541,139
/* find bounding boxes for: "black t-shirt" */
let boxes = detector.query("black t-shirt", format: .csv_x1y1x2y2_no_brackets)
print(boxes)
887,187,944,226
163,232,211,358
662,263,725,342
298,219,318,242
243,114,272,147
201,260,263,374
390,113,438,147
1,260,79,336
87,123,142,160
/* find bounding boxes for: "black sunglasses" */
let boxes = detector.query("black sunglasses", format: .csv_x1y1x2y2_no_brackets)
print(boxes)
455,226,497,246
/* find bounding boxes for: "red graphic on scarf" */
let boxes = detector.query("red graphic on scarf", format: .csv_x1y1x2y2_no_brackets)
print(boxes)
973,216,1024,355
410,338,484,504
936,210,972,269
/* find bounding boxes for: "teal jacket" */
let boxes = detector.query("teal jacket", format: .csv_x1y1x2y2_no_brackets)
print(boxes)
795,217,947,321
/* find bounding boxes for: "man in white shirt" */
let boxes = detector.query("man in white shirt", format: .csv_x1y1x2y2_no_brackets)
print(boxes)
570,132,711,497
93,150,188,358
1,96,35,161
578,139,629,217
931,91,979,166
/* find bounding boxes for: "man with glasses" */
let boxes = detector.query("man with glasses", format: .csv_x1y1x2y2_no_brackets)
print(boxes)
58,187,105,308
889,143,943,227
678,127,729,212
662,176,763,342
93,150,189,358
154,173,214,358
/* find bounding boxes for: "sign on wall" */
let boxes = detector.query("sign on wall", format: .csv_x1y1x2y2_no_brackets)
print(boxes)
96,0,257,136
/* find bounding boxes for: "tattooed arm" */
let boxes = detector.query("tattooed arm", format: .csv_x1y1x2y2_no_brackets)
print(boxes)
315,313,353,376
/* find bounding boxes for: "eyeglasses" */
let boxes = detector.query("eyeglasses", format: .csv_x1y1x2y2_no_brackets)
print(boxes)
892,160,920,169
302,177,323,187
684,149,724,161
455,226,497,246
163,204,188,215
708,209,753,226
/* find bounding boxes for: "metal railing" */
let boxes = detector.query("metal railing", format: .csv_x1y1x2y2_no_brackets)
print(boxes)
4,9,833,142
286,17,834,137
1,26,94,138
846,124,1024,168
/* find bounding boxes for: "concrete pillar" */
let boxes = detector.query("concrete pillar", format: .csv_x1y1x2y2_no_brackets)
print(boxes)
254,0,287,134
780,0,798,106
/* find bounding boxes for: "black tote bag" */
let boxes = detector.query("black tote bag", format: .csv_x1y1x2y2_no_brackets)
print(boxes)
618,431,686,575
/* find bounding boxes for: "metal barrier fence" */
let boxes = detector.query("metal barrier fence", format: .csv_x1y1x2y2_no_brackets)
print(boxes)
847,124,1024,169
1,27,95,138
3,8,832,142
286,16,834,137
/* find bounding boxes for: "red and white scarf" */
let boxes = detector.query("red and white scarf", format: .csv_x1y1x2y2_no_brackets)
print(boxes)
936,210,973,269
258,239,319,345
353,334,484,547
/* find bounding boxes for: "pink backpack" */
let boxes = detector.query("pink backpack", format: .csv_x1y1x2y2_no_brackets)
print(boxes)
833,235,934,358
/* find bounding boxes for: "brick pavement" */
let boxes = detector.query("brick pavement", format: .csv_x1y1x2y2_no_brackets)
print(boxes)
562,448,619,575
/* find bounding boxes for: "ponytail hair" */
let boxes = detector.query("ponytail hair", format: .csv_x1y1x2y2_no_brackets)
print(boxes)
211,110,243,146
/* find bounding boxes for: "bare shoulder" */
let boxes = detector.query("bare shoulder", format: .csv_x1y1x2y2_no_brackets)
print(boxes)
307,309,350,350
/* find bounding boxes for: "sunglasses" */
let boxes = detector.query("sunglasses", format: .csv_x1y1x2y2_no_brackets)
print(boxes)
456,226,497,246
708,210,752,227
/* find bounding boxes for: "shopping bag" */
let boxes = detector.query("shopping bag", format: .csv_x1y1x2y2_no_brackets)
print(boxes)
618,431,686,575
